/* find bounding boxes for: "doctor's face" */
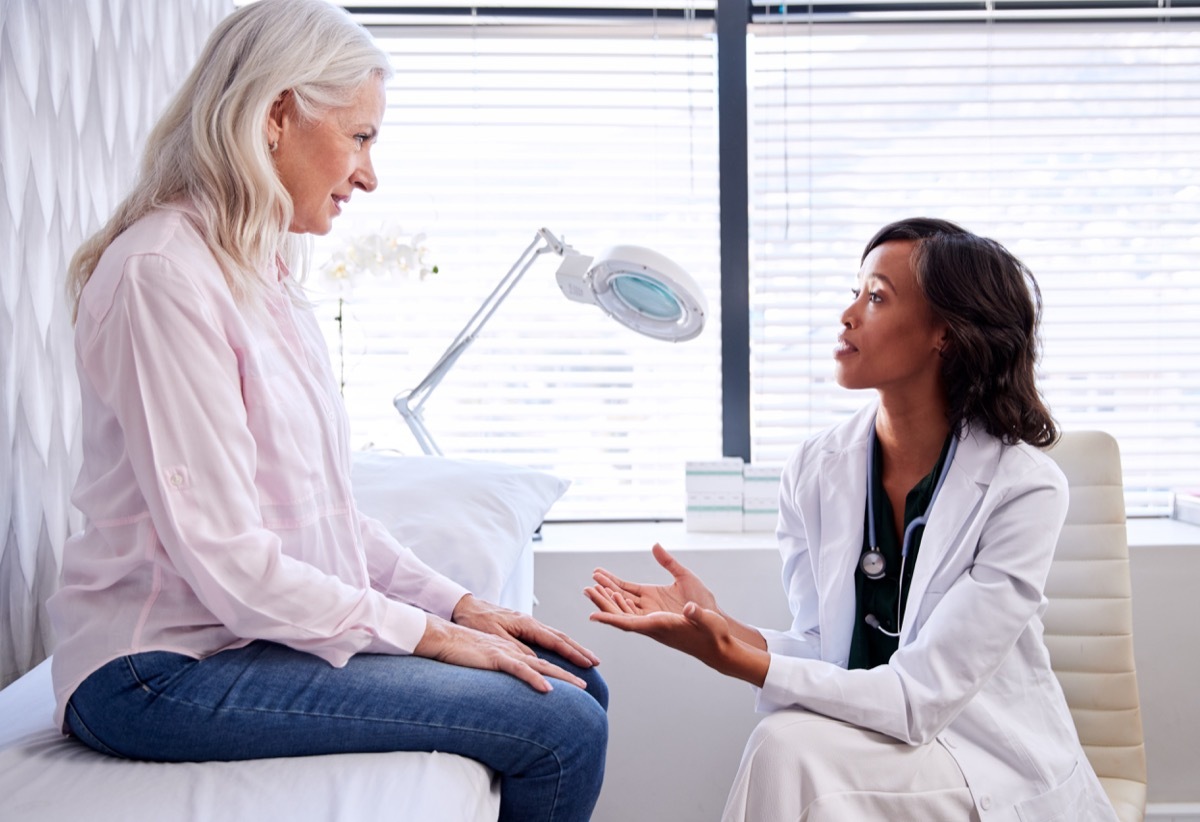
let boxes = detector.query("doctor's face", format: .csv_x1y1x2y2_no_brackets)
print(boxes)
833,240,947,394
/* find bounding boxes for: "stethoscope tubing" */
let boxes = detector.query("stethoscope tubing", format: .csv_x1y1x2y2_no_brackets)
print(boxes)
865,420,959,565
862,418,959,636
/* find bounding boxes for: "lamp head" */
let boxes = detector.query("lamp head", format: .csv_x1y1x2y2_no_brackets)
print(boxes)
554,243,707,342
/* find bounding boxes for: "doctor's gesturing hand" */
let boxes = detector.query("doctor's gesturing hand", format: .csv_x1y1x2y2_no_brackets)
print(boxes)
585,544,770,686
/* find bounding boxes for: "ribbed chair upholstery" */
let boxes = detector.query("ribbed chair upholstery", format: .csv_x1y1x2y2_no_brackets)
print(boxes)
1043,431,1147,822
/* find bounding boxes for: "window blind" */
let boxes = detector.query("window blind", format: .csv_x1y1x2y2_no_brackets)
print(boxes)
308,12,722,520
747,16,1200,514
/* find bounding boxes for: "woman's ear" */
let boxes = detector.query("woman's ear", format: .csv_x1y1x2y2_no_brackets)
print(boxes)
266,90,290,150
935,326,950,356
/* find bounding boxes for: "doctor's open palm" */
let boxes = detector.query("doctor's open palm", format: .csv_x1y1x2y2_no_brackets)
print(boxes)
588,543,719,618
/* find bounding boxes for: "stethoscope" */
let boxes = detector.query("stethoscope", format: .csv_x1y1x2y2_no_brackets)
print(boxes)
861,420,958,637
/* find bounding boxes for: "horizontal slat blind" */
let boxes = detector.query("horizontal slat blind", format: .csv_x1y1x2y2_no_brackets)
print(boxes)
751,1,1200,23
309,15,722,519
747,20,1200,514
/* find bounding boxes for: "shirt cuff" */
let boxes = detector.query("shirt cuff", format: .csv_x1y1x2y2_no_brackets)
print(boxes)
365,599,430,655
421,574,472,620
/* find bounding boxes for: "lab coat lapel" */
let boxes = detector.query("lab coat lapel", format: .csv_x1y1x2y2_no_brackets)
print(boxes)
814,419,871,664
899,427,995,645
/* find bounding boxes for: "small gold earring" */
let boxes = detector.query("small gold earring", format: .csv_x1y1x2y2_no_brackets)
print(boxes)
269,141,278,153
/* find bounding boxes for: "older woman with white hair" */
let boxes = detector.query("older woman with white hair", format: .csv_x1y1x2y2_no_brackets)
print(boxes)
49,2,607,820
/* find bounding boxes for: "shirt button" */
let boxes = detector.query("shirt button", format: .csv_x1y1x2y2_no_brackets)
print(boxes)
980,795,992,811
170,473,184,487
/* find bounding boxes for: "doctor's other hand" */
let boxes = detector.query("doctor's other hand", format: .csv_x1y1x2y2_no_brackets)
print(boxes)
586,595,769,688
589,543,719,619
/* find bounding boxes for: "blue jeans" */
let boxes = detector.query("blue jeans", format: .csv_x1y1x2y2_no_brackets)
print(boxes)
66,641,608,822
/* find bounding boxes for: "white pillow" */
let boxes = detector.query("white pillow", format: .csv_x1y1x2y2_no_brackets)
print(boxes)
350,452,569,602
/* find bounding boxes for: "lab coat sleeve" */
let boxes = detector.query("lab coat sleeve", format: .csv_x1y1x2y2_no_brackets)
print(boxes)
82,253,430,663
758,455,1067,745
755,446,822,660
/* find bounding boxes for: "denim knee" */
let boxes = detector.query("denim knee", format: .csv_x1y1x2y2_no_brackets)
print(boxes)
559,683,609,768
580,666,609,711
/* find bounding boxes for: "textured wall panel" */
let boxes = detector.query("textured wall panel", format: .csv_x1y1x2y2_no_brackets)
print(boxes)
0,0,232,688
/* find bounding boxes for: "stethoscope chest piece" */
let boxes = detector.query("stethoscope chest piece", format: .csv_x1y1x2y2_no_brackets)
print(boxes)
860,549,887,579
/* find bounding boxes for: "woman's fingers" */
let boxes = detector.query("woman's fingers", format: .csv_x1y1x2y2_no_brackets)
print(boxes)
586,582,645,617
481,631,588,692
532,654,588,689
588,610,646,632
519,617,600,667
498,650,587,692
592,567,642,597
585,584,622,613
652,543,693,581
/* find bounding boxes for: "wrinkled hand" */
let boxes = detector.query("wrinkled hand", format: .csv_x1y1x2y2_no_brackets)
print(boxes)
451,594,600,670
414,612,587,693
588,543,719,619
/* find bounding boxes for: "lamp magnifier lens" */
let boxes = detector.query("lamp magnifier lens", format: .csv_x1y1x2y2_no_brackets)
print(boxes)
611,273,683,321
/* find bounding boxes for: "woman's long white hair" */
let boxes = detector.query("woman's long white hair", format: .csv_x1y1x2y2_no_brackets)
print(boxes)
67,0,392,316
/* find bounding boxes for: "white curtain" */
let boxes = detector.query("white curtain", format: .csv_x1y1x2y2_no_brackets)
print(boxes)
0,0,231,689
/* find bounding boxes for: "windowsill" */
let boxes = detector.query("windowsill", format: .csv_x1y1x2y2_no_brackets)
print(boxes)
536,517,1200,553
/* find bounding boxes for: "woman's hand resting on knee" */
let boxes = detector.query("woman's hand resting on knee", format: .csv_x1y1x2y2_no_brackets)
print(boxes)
413,593,600,692
414,607,590,693
451,593,600,669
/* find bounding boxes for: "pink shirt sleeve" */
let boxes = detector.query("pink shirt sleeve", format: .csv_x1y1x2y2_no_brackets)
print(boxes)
359,513,470,618
81,252,428,663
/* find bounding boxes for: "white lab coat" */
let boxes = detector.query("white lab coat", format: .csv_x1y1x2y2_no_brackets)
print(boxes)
755,403,1117,822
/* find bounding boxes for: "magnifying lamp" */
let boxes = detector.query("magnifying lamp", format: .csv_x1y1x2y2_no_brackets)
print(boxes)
394,227,707,456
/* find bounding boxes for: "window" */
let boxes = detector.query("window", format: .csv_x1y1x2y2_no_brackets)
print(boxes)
311,8,722,519
747,8,1200,514
310,1,1199,518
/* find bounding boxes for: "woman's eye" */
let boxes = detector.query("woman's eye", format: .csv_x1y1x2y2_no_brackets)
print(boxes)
868,291,883,304
354,134,368,147
850,288,861,299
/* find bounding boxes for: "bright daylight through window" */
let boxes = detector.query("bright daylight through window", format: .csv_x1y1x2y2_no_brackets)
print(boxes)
311,2,1199,519
310,6,722,520
748,10,1200,515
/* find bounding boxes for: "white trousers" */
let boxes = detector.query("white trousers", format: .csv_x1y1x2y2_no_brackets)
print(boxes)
722,710,980,822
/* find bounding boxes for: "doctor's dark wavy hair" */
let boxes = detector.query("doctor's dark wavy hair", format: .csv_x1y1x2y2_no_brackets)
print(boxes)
862,217,1058,448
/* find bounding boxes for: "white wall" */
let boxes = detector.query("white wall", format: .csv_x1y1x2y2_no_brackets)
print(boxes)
0,0,232,690
532,521,1200,821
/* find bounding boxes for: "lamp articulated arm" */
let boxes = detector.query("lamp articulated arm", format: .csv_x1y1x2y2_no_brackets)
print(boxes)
393,227,573,456
393,227,705,456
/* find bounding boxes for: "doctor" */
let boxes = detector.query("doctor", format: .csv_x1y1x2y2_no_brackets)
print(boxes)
586,217,1117,821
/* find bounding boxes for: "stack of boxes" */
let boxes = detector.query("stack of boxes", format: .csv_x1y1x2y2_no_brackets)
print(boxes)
741,464,783,532
683,458,744,532
685,458,783,533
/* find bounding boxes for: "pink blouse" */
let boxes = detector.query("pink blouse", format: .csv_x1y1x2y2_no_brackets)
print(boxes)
48,204,468,729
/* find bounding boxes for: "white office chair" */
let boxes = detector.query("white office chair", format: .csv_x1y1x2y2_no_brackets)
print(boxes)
1043,431,1147,822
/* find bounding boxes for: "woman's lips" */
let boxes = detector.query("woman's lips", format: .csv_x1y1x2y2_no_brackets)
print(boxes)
834,337,858,358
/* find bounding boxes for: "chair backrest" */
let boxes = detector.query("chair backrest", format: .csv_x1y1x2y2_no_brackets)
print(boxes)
1042,431,1147,822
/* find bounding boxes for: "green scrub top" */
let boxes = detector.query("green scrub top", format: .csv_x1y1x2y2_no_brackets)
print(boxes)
848,432,954,670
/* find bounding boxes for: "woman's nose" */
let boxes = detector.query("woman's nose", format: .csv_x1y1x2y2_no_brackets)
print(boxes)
353,156,378,193
840,301,857,329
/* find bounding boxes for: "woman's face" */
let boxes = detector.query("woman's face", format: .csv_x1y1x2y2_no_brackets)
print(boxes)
833,240,947,395
270,76,385,235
